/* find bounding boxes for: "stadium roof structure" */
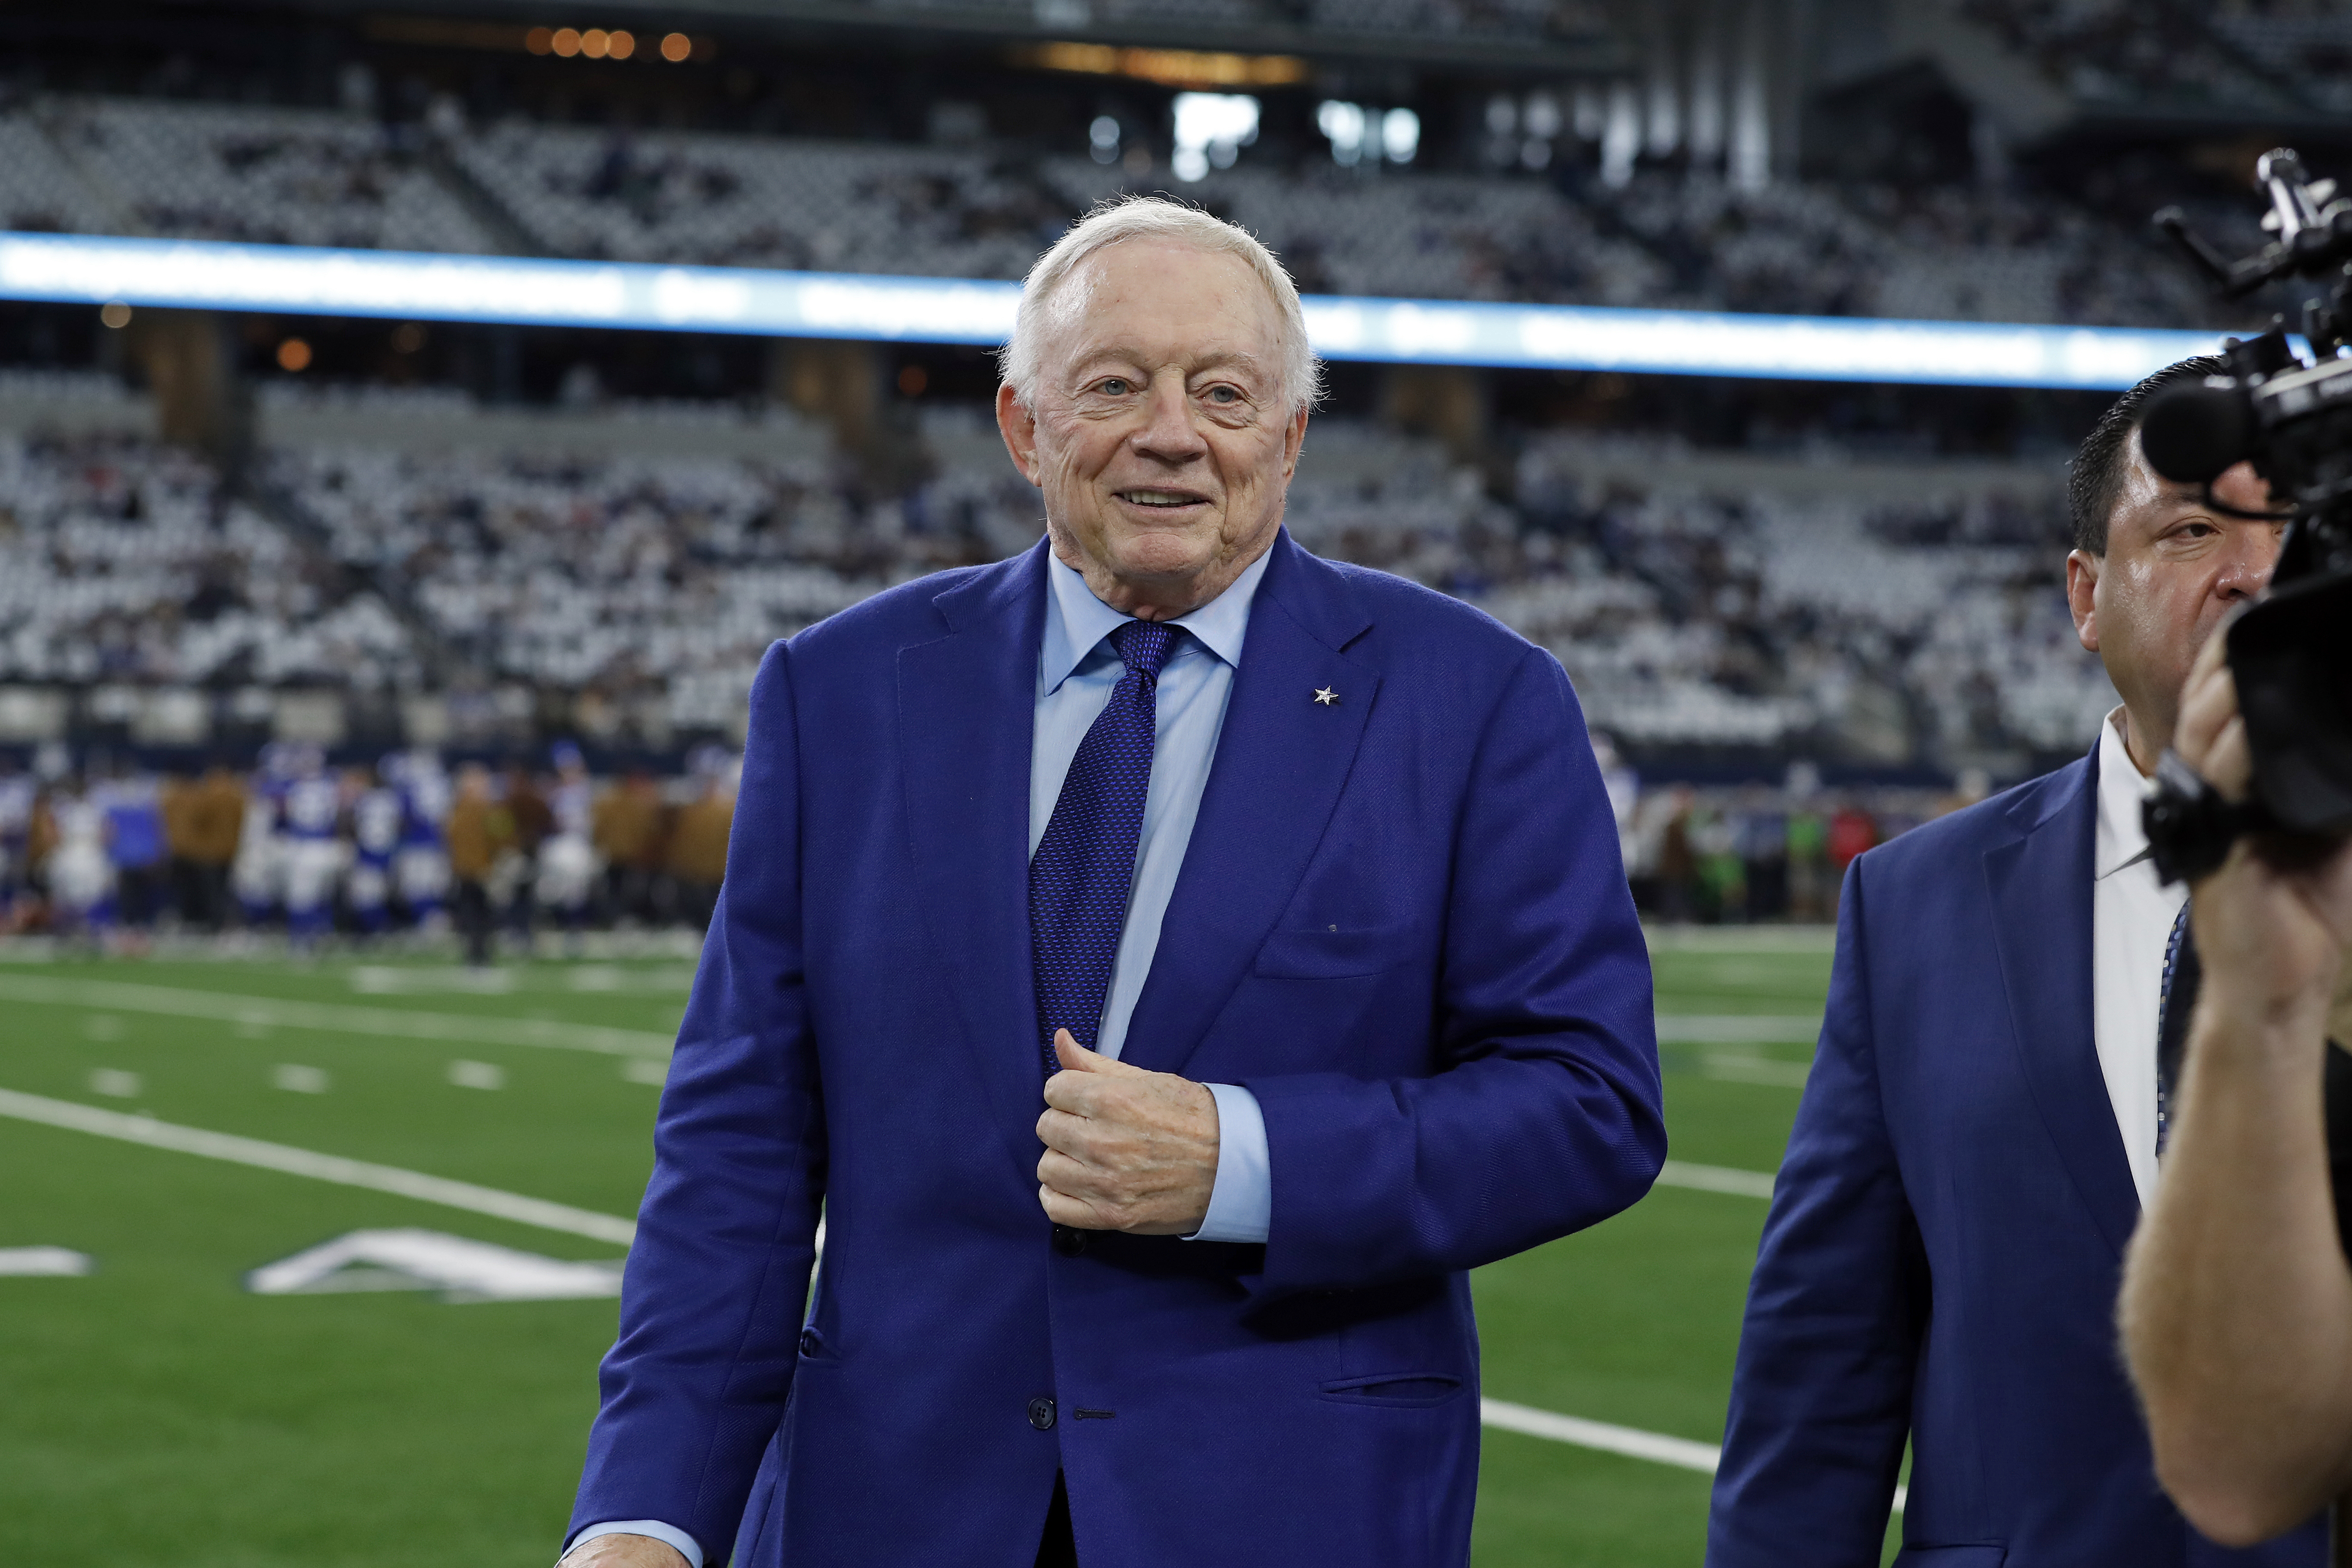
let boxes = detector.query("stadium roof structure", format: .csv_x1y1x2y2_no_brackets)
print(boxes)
329,0,1637,77
0,230,2225,390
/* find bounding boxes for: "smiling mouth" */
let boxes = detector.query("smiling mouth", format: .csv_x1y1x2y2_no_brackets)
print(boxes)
1116,488,1210,509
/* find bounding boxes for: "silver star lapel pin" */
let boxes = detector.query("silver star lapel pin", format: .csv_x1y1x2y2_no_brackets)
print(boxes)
1312,686,1339,706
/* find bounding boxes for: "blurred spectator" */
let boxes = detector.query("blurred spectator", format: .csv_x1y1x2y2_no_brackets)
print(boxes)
537,743,598,939
662,771,734,931
1693,805,1746,923
96,763,167,934
444,763,512,966
45,779,114,936
345,765,404,937
280,747,345,950
22,784,60,932
0,754,34,925
499,761,554,939
595,769,670,925
1826,799,1881,913
1657,784,1698,924
1592,731,1640,873
169,762,247,930
392,750,452,929
1785,804,1830,924
1738,788,1790,922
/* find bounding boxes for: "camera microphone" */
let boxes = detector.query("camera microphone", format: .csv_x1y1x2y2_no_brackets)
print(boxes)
2140,379,2256,483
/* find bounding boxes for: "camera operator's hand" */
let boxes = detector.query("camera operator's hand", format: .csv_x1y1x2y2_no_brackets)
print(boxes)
2174,630,2352,1033
2122,626,2352,1548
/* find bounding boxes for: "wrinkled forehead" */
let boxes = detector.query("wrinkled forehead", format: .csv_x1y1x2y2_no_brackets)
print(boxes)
1038,240,1283,381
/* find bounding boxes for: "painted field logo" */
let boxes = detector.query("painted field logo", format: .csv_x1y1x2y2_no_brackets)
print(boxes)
246,1229,622,1303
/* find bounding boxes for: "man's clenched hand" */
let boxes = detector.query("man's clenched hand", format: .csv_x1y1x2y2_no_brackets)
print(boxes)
2176,629,2352,1030
1036,1029,1220,1234
558,1534,689,1568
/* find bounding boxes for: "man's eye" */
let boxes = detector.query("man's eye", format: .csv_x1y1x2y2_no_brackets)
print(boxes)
1205,386,1239,403
1096,378,1129,395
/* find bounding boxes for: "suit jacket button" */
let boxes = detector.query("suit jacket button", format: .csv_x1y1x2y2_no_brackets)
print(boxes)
1052,1224,1089,1257
1027,1397,1057,1431
798,1329,821,1357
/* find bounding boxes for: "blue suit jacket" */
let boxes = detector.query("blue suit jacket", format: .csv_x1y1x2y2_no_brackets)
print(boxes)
1709,746,2325,1567
570,533,1665,1568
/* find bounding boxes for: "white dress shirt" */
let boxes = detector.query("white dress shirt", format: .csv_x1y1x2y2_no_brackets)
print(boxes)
2090,706,2188,1210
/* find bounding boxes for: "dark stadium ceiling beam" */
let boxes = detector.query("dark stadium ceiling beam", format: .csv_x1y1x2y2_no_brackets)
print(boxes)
284,0,1636,78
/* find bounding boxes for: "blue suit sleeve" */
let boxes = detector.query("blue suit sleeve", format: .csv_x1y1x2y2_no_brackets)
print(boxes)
567,640,825,1568
1242,646,1665,1295
1706,858,1922,1568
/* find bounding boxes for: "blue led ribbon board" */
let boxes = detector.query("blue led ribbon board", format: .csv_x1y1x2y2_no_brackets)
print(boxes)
0,230,2226,390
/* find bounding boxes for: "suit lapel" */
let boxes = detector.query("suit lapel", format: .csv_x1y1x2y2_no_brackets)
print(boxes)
1982,747,2141,1259
897,542,1048,1177
1118,535,1380,1078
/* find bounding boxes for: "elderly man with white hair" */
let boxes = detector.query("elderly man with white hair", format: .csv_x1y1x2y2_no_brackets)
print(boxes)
561,196,1662,1568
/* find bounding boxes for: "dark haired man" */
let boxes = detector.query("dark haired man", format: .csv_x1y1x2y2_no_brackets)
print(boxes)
1707,358,2316,1566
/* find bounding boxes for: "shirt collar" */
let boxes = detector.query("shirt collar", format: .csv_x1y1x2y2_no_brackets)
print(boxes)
2094,704,2156,881
1039,544,1271,696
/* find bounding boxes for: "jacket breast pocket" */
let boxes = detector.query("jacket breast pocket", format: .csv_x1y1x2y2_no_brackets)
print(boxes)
1252,921,1421,980
1891,1548,2005,1566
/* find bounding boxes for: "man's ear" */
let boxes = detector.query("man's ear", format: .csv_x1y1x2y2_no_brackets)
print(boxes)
1281,404,1308,481
2065,548,2102,653
998,382,1041,487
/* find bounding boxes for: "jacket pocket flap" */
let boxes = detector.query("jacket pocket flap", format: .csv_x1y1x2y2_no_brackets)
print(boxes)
1253,921,1420,979
1317,1372,1464,1407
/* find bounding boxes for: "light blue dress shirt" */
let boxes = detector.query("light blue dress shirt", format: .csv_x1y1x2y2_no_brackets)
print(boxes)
1029,546,1273,1247
571,548,1274,1568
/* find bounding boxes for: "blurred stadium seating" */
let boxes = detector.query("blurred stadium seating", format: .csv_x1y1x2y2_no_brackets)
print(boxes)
0,390,2106,762
0,89,2227,326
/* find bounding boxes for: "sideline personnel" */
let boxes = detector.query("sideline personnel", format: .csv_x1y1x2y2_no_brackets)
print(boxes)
560,197,1663,1568
1708,357,2322,1565
2121,631,2352,1551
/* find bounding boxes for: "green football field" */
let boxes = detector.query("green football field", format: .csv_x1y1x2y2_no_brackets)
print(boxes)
0,931,1885,1567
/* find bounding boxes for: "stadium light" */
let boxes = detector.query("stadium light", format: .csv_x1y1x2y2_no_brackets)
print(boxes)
1317,101,1368,167
1171,93,1259,183
0,231,2228,390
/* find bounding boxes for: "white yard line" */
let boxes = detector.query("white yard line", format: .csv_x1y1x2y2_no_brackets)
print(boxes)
1481,1397,1908,1511
1644,926,1839,953
0,1087,637,1246
1656,1016,1821,1044
1655,1160,1776,1200
1694,1053,1813,1089
0,974,673,1059
1482,1398,1722,1471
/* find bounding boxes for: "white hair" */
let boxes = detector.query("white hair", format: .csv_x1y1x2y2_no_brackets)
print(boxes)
998,195,1323,416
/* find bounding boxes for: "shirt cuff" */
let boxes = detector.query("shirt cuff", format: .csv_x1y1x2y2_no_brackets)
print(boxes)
1188,1082,1271,1244
568,1521,703,1568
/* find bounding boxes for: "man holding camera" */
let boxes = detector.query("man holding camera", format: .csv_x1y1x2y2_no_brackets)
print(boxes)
2122,630,2352,1553
1707,356,2320,1566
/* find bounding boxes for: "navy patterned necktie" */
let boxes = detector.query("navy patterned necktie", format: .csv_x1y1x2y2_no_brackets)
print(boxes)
2156,898,2198,1157
1028,618,1180,1075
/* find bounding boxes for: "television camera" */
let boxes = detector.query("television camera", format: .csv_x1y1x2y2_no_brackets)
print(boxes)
2138,150,2352,881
